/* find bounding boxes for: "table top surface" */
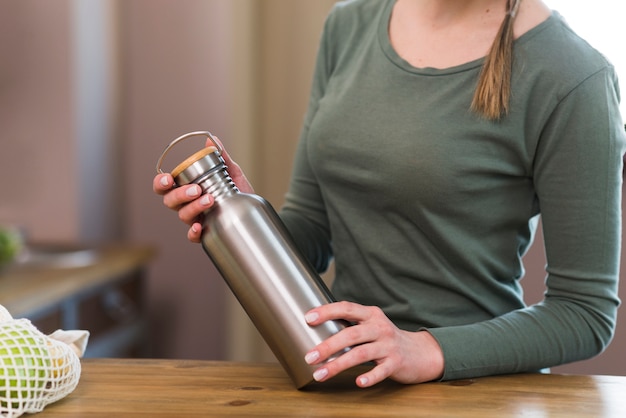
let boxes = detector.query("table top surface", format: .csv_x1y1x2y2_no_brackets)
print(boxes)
37,358,626,417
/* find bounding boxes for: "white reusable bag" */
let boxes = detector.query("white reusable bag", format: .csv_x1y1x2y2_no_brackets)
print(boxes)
0,304,88,418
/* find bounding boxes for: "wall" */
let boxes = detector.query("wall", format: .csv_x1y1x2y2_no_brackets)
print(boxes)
120,0,234,360
0,1,78,241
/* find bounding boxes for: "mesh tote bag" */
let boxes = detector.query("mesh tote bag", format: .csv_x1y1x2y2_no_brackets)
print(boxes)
1,304,88,418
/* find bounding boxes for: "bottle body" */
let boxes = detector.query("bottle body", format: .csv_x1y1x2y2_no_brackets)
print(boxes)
201,193,346,388
171,146,348,389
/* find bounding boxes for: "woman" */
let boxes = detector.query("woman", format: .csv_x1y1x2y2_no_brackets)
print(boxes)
154,0,626,387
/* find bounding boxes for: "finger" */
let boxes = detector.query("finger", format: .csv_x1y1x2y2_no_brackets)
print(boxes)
303,303,372,365
304,304,389,370
305,301,372,325
355,362,393,388
153,173,174,195
305,321,377,367
176,193,214,224
187,222,203,243
162,184,201,210
309,343,380,384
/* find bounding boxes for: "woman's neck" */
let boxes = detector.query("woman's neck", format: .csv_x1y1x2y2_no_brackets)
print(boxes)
388,0,551,69
398,0,506,25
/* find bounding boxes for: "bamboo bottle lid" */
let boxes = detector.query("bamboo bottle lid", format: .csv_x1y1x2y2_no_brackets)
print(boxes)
171,146,219,178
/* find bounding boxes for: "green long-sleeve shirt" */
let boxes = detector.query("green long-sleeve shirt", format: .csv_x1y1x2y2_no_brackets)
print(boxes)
279,0,626,380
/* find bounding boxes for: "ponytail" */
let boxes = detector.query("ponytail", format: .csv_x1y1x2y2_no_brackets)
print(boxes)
470,0,521,120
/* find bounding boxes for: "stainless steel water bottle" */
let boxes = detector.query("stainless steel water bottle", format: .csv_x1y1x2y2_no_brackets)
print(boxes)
156,131,348,389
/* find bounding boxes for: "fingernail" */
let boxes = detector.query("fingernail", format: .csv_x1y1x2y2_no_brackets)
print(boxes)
186,186,200,197
304,351,319,364
160,176,170,187
358,376,369,386
191,224,199,233
304,312,319,324
199,195,211,206
313,368,328,381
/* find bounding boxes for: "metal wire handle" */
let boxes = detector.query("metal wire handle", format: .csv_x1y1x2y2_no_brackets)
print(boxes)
155,131,223,174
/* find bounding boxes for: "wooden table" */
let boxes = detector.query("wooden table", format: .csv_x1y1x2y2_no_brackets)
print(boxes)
38,358,626,417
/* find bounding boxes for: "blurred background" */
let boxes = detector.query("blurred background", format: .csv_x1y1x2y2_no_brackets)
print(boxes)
0,0,624,376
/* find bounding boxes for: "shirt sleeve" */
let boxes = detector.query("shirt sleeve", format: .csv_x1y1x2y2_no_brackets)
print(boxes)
278,8,337,273
429,66,626,380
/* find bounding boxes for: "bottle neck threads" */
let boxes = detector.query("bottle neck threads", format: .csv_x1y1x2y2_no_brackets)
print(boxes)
197,164,239,202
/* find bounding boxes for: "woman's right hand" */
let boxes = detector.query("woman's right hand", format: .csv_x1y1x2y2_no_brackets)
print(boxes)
152,136,254,243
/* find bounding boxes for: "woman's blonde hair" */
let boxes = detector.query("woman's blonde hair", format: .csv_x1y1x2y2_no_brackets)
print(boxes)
471,0,522,120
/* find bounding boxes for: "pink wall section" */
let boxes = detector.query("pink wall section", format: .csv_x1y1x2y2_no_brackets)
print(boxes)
120,0,233,360
0,1,79,242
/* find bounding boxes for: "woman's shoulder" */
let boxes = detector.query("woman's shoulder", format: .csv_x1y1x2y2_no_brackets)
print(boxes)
319,0,389,67
325,0,388,28
518,12,613,82
330,0,385,13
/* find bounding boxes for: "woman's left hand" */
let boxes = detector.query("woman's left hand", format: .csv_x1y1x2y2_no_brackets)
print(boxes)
304,301,445,387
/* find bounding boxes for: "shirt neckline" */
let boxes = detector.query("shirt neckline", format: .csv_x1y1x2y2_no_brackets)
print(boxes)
378,0,558,76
